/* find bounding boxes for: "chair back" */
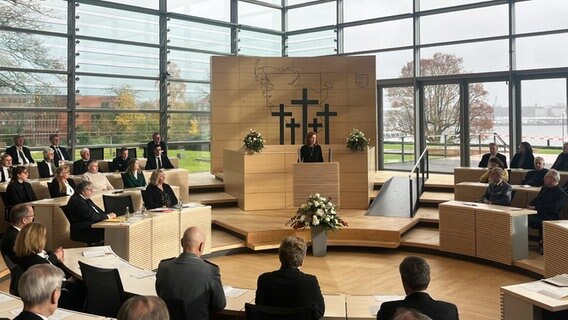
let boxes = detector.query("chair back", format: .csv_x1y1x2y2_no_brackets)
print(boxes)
1,252,23,296
115,148,137,159
0,192,12,222
47,182,56,198
244,303,314,320
79,261,127,318
163,297,187,320
90,147,104,161
103,194,134,216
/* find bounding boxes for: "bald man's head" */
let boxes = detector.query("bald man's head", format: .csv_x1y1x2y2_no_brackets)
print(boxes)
181,227,206,256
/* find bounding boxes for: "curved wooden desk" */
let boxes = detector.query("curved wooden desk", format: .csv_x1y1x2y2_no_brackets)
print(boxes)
0,291,104,319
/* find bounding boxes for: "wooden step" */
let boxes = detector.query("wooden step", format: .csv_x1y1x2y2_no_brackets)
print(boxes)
189,172,225,191
400,227,440,249
188,191,237,205
419,191,454,204
414,207,439,223
211,228,246,253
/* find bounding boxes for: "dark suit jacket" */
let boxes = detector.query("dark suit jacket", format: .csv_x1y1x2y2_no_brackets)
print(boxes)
377,292,459,320
156,253,226,320
145,155,174,170
552,153,568,171
142,183,178,209
478,153,508,169
50,145,71,164
5,146,35,164
147,141,167,156
521,169,549,187
510,152,535,169
15,252,60,272
73,159,89,175
530,185,568,221
1,165,12,183
256,267,325,320
1,225,19,263
49,178,76,198
6,181,37,206
66,194,108,244
38,160,56,178
300,145,324,163
111,157,130,172
122,171,146,188
14,311,44,320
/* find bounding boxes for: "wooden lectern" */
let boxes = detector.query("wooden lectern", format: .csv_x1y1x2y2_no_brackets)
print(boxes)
293,163,340,207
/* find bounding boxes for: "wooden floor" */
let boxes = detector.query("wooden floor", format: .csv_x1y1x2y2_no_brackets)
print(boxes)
210,249,533,320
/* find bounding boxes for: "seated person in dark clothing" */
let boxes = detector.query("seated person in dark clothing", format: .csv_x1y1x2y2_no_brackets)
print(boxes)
521,157,549,187
38,147,57,178
6,166,37,206
1,153,13,183
49,165,76,198
479,167,512,206
145,145,174,170
14,264,65,320
66,181,116,244
478,142,507,168
143,169,178,209
510,141,535,169
147,132,167,156
111,147,130,172
527,170,568,250
73,148,91,175
256,236,325,320
480,157,508,183
0,203,35,263
299,131,324,163
14,223,84,311
377,256,458,320
122,158,146,188
6,134,34,165
551,142,568,171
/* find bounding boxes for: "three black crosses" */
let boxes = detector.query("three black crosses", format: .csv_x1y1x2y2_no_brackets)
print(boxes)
271,88,337,145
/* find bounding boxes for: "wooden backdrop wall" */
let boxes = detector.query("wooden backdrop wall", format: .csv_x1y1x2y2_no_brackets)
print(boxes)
210,56,377,173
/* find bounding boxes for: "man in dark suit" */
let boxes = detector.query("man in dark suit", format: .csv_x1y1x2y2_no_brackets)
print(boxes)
37,148,57,178
145,145,174,170
377,256,459,320
156,226,226,320
147,132,167,157
49,133,71,166
1,203,34,263
73,148,91,175
478,142,507,168
111,147,130,172
255,236,325,319
6,134,34,165
0,153,13,183
14,264,65,320
66,181,116,244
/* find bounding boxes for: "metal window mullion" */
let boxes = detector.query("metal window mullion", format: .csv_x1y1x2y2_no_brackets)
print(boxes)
460,79,470,166
68,0,77,160
159,0,168,142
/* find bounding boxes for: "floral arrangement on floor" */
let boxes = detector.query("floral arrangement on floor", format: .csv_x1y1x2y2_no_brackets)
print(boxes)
243,128,265,153
346,128,370,151
286,193,347,231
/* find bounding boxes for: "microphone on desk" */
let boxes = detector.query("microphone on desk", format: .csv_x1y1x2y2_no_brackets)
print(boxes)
328,148,333,162
298,148,303,163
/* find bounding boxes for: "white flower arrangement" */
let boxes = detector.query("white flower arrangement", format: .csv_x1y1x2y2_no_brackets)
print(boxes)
286,193,347,231
346,128,370,151
243,128,265,153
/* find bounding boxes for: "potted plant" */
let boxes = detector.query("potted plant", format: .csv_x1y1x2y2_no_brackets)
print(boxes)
346,128,370,151
243,128,265,154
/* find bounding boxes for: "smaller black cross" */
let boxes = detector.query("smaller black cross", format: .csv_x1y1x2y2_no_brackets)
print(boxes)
310,118,322,133
286,118,301,145
316,104,338,144
271,104,292,145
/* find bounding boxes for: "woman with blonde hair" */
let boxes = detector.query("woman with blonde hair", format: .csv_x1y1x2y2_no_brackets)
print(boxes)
14,222,63,272
142,169,178,209
49,165,75,198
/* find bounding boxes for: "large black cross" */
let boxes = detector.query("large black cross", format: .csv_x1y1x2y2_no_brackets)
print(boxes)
291,88,319,142
271,104,292,145
316,104,338,144
286,118,301,145
310,118,322,133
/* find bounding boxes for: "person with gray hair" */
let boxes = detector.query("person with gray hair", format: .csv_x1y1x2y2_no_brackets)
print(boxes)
1,203,34,263
479,167,512,205
117,296,169,320
478,142,507,168
392,308,432,320
73,148,91,175
156,226,225,320
527,169,568,253
38,147,56,178
255,236,325,319
377,256,458,320
521,156,549,187
14,264,65,320
5,134,34,165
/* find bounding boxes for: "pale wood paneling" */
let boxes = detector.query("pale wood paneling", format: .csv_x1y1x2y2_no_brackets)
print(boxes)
293,163,340,207
439,202,476,256
543,220,568,278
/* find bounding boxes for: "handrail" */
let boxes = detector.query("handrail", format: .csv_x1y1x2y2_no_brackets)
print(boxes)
408,147,429,218
493,132,509,153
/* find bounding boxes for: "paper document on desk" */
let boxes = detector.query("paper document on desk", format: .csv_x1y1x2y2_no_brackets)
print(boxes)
521,281,568,299
82,246,112,257
223,285,247,297
132,270,156,279
183,202,207,208
0,292,16,303
374,295,405,303
543,274,568,287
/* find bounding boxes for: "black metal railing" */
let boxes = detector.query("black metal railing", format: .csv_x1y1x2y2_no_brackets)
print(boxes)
408,148,429,218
